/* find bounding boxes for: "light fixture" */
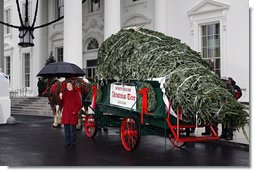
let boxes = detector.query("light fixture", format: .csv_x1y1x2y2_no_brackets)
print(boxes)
0,0,87,48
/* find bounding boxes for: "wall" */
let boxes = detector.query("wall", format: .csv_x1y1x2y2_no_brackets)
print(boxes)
0,72,10,124
166,0,249,102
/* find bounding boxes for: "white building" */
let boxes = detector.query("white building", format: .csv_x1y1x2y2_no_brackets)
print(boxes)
0,0,250,103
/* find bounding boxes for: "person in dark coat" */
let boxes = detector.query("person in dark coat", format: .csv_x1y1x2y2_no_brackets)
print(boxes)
59,81,82,147
219,76,235,140
228,77,242,100
202,76,235,138
37,78,44,96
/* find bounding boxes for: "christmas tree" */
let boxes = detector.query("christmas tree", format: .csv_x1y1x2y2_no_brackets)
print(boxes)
96,27,248,133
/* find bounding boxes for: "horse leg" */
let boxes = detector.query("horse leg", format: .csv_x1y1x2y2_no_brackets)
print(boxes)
52,105,59,128
57,105,62,126
54,105,62,128
76,110,82,131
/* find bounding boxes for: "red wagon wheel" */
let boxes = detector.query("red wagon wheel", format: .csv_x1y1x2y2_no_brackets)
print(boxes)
120,116,141,151
84,114,97,138
168,133,185,148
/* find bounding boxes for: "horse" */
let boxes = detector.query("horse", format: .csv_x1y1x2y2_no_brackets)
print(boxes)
43,78,63,128
43,77,93,130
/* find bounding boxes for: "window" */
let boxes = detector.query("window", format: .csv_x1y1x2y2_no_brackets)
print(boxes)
5,56,11,81
56,0,64,19
90,0,100,13
86,59,97,78
201,23,220,76
87,38,99,50
4,9,11,35
23,54,30,87
56,47,63,62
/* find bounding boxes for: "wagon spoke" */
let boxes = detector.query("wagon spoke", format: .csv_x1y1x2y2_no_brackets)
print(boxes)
129,135,137,145
120,117,140,151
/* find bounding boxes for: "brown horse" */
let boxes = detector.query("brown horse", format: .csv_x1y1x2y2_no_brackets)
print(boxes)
43,78,62,128
43,77,92,129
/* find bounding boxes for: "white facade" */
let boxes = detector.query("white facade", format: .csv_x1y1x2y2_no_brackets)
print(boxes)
0,72,11,124
1,0,250,102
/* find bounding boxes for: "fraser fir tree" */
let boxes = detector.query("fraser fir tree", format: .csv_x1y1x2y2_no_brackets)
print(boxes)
45,51,56,65
96,27,248,134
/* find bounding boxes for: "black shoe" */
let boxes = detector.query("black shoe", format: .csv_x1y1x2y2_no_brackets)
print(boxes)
202,132,210,135
71,144,76,147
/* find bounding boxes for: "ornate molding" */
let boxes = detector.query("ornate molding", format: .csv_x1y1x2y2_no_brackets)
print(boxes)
188,0,229,16
84,18,104,33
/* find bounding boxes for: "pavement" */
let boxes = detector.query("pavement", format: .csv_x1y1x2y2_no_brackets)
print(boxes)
0,114,249,166
194,123,250,145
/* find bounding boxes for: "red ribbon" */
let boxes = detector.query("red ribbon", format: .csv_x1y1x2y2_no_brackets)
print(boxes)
178,106,183,120
51,83,58,95
61,82,67,92
74,86,81,94
91,85,97,109
138,88,149,124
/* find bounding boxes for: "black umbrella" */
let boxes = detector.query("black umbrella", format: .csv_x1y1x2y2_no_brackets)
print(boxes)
37,62,86,78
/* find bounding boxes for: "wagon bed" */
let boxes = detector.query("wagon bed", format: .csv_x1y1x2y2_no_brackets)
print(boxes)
83,80,219,151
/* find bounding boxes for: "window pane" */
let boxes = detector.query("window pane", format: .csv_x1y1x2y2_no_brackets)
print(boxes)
207,36,214,47
202,36,207,47
201,23,220,76
215,69,221,77
91,0,100,13
215,59,220,69
202,26,207,36
5,56,11,76
202,47,207,58
215,23,220,35
208,47,214,57
56,47,63,62
87,68,92,78
215,35,220,46
208,25,214,35
215,47,220,57
24,54,30,87
92,68,96,78
87,38,99,50
87,59,97,67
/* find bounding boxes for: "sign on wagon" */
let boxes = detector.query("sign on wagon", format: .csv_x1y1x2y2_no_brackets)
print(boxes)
110,83,136,110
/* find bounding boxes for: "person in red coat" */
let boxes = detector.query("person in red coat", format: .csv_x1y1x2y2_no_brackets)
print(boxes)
59,81,82,147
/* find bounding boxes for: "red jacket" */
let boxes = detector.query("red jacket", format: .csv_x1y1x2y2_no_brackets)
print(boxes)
61,90,82,125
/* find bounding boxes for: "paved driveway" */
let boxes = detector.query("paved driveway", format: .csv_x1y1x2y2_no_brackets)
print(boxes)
0,115,249,166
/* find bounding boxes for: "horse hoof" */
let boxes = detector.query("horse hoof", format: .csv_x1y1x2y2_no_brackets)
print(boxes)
53,125,58,128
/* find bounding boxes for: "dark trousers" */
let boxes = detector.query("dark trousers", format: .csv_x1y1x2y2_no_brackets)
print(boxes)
64,124,77,145
221,124,233,138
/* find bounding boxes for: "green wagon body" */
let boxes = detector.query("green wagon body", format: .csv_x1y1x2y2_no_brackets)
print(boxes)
83,79,219,151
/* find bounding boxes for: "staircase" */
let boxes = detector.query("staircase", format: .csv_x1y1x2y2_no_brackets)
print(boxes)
11,97,53,117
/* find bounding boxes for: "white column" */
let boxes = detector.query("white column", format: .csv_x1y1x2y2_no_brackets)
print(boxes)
64,0,82,68
154,0,168,34
0,0,4,71
32,0,48,96
104,0,121,40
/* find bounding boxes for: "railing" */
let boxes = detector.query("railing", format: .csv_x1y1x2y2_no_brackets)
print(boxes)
10,88,28,97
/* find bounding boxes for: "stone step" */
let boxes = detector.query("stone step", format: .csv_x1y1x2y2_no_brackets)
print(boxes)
11,111,53,117
11,97,53,117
